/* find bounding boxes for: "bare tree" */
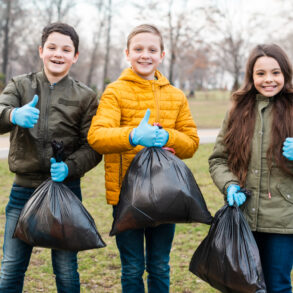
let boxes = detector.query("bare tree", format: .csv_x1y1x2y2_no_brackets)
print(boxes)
131,0,206,85
2,0,11,79
167,0,181,85
270,0,293,62
203,1,268,91
31,0,78,24
102,0,112,90
178,45,213,91
0,0,30,82
86,0,106,87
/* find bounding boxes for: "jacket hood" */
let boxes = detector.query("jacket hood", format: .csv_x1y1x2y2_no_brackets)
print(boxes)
118,68,170,87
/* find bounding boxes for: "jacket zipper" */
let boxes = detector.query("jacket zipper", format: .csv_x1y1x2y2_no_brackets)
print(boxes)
260,105,272,199
151,81,160,123
41,83,53,166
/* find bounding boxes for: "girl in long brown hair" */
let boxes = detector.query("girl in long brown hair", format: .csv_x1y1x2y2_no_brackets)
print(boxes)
209,43,293,292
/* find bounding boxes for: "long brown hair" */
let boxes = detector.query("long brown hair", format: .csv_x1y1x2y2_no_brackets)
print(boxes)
224,44,293,185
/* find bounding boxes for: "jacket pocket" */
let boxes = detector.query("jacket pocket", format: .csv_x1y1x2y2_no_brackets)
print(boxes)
277,184,293,204
58,98,79,107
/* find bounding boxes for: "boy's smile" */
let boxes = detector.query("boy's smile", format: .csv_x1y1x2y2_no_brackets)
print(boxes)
39,32,79,84
126,33,165,80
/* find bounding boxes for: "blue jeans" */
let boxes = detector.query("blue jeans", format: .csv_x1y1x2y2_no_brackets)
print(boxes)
0,181,82,293
253,232,293,293
115,222,175,293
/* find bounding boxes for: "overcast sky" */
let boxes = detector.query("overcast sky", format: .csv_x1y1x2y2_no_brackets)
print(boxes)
74,0,285,41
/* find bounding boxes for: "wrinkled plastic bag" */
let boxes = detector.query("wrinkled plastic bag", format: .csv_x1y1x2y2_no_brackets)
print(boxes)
110,147,213,236
13,140,106,251
189,204,266,293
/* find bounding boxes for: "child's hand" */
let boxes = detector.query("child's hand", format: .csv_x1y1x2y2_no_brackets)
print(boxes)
50,158,68,182
282,137,293,161
11,95,40,128
227,184,246,206
154,129,169,147
131,109,159,147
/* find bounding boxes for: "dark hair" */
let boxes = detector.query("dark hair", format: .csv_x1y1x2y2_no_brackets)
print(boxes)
224,44,293,185
127,24,164,52
41,22,79,55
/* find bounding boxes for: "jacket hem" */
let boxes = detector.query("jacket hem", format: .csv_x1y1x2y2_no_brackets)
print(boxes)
252,227,293,234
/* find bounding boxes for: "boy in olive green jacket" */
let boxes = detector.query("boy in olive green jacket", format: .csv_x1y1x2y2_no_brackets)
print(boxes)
0,22,101,292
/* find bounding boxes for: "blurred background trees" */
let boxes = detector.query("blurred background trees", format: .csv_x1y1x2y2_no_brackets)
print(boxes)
0,0,290,94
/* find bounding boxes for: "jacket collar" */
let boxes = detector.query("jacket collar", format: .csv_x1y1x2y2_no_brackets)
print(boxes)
38,69,70,89
118,68,170,87
256,93,275,103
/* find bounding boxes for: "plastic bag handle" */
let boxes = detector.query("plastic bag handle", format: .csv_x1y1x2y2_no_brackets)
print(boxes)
162,147,176,154
153,122,162,129
51,140,65,162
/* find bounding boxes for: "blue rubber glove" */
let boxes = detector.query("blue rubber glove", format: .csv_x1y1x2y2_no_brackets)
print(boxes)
154,129,169,147
227,184,246,206
282,137,293,161
131,109,159,147
11,95,40,128
50,158,68,182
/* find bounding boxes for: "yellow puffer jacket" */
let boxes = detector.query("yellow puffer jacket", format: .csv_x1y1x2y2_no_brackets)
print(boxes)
88,68,199,205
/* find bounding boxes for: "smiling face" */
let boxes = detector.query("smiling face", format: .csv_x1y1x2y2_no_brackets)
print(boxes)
126,32,165,80
253,56,284,97
39,32,79,83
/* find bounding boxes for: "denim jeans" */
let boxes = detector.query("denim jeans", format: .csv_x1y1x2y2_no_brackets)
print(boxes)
115,222,176,293
0,180,82,293
253,232,293,293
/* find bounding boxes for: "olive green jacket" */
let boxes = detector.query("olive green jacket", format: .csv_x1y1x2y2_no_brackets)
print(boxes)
0,71,102,188
209,94,293,233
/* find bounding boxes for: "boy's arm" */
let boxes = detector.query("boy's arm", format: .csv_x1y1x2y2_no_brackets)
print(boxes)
87,86,134,154
64,91,102,178
165,97,199,159
0,80,21,133
208,112,240,195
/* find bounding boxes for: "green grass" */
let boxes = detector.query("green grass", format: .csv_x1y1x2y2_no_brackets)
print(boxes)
0,90,230,291
188,90,231,129
0,144,224,292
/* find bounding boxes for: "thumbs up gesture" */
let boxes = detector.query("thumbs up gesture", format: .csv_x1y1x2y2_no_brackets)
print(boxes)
131,109,159,147
11,95,40,128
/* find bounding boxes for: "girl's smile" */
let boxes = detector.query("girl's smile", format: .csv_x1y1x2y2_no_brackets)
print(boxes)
253,56,284,97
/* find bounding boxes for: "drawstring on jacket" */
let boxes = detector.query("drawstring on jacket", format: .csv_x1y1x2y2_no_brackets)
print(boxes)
268,168,272,199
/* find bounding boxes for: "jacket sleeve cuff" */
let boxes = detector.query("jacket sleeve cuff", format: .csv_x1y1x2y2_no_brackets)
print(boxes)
223,180,240,195
129,131,136,147
65,160,75,178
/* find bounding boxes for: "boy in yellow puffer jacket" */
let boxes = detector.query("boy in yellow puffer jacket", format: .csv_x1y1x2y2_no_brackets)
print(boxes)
88,24,199,293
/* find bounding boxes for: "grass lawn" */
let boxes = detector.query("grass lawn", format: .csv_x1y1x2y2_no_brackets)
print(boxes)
188,90,231,129
0,144,224,293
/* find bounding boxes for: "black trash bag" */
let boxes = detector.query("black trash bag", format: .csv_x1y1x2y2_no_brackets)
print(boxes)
110,147,213,236
13,141,106,251
189,203,267,293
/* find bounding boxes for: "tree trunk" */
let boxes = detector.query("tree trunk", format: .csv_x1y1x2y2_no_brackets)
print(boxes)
102,0,112,91
86,20,104,87
169,50,175,85
2,0,11,82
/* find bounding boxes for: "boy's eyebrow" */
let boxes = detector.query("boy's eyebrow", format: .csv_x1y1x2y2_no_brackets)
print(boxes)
46,42,73,49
